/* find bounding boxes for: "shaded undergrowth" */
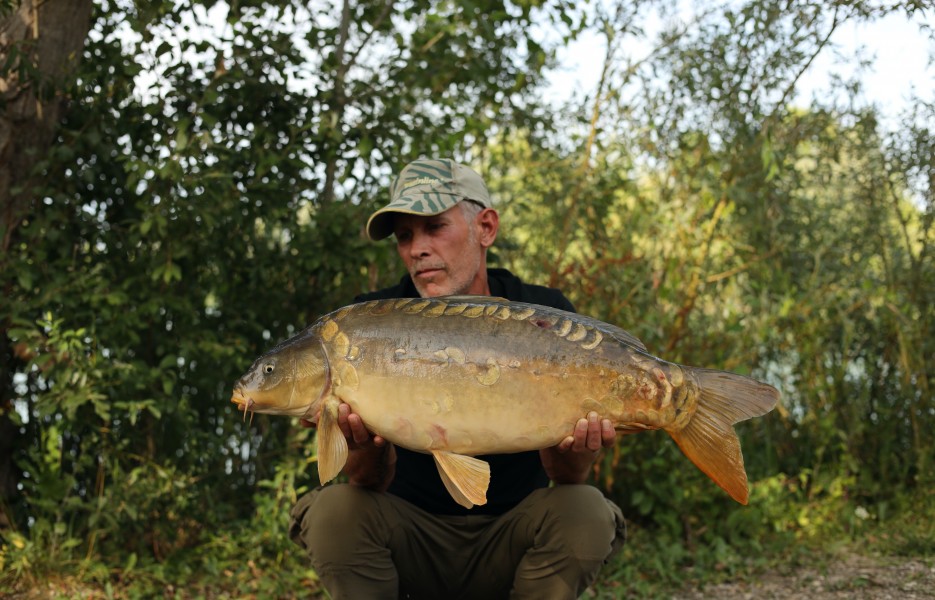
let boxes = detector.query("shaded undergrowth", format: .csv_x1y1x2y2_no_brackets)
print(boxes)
2,477,932,599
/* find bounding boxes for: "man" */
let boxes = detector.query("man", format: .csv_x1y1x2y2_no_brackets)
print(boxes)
289,158,626,599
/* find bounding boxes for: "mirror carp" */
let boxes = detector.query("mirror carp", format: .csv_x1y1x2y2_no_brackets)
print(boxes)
231,296,779,508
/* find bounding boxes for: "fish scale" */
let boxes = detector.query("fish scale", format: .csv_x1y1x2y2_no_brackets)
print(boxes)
231,296,779,509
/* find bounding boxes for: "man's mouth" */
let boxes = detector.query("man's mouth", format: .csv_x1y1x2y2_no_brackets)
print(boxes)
415,267,444,279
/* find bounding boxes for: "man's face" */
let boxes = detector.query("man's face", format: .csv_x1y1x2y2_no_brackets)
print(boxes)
393,204,487,298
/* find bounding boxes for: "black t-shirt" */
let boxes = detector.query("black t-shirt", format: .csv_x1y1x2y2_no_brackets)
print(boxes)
353,268,576,516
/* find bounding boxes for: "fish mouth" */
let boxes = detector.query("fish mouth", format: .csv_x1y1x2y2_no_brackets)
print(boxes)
231,387,318,420
231,388,256,425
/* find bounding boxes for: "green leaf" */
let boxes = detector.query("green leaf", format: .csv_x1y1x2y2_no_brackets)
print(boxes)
176,128,189,151
16,269,33,291
155,40,172,57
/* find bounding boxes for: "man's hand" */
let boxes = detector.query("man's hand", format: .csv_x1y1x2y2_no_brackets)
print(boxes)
300,403,396,490
300,403,388,449
540,411,616,484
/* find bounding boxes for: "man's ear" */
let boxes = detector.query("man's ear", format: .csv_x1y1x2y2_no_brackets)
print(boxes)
477,208,499,249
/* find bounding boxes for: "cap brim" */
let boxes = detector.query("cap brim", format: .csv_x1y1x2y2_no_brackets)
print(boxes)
365,209,401,241
365,195,461,241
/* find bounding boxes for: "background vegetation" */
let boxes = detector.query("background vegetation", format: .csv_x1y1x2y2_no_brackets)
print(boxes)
1,0,932,597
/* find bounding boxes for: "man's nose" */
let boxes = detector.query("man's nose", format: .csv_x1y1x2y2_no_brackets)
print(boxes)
409,231,431,257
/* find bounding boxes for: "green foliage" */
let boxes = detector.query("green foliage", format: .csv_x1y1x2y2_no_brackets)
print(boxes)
1,444,318,597
1,0,575,593
1,0,933,596
490,0,932,577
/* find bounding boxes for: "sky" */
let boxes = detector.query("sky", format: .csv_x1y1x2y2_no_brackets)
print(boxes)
795,13,933,116
151,3,933,126
549,8,934,123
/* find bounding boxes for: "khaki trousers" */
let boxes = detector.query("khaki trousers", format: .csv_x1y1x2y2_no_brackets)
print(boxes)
289,484,626,599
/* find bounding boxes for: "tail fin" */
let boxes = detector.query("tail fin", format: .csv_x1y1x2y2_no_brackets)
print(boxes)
667,368,779,504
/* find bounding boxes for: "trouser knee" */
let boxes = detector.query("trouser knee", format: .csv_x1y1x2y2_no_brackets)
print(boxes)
289,484,389,560
290,485,402,598
531,485,625,559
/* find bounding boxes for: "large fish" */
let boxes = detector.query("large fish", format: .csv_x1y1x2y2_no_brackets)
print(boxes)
231,296,779,508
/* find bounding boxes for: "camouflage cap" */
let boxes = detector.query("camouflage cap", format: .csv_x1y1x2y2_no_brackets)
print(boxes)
366,158,492,241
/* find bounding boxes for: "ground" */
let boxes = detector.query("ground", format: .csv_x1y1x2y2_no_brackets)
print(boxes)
6,551,934,598
678,553,935,600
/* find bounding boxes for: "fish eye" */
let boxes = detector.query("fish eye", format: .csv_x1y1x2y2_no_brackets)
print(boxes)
264,363,275,374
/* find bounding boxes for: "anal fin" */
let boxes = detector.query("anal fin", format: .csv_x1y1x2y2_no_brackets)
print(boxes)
432,451,490,509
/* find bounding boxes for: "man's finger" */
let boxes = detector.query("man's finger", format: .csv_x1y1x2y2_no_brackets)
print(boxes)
336,403,354,437
347,413,371,445
586,412,601,451
557,435,574,453
571,417,588,452
601,418,615,447
337,403,350,423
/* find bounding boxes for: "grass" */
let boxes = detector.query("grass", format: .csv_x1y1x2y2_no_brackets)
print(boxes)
590,484,935,598
3,487,933,599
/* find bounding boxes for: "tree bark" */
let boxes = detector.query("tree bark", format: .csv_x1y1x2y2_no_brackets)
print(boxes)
1,0,93,248
0,0,93,527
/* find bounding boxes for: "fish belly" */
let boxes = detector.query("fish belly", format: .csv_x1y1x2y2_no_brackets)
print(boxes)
340,370,597,455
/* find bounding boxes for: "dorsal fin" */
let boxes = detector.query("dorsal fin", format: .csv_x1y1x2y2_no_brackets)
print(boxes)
430,295,650,352
505,298,650,352
440,294,509,303
558,311,648,352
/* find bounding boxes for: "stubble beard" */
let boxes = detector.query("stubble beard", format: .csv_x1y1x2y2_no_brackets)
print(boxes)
412,252,481,298
412,218,482,298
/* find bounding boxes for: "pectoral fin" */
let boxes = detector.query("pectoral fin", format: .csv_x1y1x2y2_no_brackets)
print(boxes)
431,451,490,509
316,399,348,484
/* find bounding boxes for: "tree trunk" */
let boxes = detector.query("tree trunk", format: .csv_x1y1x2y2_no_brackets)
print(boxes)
1,0,93,248
0,0,93,528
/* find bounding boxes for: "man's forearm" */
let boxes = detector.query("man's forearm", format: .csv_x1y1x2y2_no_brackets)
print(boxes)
540,447,597,485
